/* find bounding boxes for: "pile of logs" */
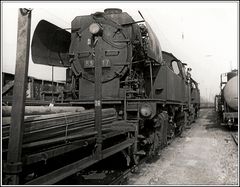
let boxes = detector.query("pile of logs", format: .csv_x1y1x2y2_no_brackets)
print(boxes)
2,108,117,152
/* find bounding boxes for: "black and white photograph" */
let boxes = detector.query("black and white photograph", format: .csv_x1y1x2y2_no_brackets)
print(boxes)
1,1,239,185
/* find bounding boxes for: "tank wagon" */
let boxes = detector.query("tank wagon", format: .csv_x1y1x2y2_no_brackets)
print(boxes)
215,69,238,126
3,8,200,184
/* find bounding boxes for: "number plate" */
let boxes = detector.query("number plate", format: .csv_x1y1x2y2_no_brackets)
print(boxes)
84,60,95,68
84,59,111,68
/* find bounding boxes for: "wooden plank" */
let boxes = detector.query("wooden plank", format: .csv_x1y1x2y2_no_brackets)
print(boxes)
25,138,135,185
2,109,116,135
2,105,85,117
2,109,115,134
23,137,96,165
2,117,116,145
11,121,134,165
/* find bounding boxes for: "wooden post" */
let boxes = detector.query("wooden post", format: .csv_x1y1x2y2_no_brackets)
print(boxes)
4,8,32,185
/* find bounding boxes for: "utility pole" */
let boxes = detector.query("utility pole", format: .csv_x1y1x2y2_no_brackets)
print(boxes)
4,8,32,185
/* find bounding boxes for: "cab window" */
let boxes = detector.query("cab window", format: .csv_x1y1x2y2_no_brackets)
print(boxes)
171,61,180,75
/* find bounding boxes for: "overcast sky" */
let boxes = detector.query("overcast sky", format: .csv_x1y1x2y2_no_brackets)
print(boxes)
1,1,238,102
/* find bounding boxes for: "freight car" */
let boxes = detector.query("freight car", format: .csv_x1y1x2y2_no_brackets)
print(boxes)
2,72,65,104
215,69,238,126
3,8,200,185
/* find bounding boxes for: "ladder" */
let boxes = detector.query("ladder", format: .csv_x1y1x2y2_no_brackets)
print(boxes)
124,89,140,122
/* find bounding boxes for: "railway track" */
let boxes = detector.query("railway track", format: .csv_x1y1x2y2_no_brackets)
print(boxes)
58,152,152,185
109,156,149,184
231,132,238,145
58,131,179,185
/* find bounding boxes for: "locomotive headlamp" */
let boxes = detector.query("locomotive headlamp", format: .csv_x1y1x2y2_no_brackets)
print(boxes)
140,104,152,118
89,23,102,35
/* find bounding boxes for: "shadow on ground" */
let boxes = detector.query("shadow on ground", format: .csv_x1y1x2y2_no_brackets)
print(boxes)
203,110,236,132
146,155,161,164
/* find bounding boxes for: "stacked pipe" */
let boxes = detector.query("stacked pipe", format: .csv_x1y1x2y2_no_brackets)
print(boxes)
2,108,117,152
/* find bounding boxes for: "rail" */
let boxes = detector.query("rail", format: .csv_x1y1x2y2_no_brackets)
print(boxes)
231,133,238,146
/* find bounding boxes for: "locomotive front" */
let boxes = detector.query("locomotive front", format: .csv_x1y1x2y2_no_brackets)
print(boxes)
31,8,162,101
69,9,138,99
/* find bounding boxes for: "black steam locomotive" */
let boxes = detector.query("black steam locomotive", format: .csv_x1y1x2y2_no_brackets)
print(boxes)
3,9,200,184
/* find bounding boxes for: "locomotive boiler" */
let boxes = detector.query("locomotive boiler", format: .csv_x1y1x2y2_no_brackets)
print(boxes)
216,70,238,126
3,8,200,185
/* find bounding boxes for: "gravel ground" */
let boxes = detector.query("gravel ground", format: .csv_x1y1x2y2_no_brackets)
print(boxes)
127,108,238,185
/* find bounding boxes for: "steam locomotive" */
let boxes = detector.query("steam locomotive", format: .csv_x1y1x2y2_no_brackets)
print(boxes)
3,9,200,184
32,7,200,154
215,70,238,126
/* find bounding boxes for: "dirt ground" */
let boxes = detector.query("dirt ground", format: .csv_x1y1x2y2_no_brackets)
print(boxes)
127,108,238,185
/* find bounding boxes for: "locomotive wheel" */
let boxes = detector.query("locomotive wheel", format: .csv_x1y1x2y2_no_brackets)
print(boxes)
148,130,161,157
175,118,186,136
167,123,175,141
128,144,140,165
132,153,140,165
174,112,186,136
128,133,140,165
175,125,183,136
147,114,166,157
